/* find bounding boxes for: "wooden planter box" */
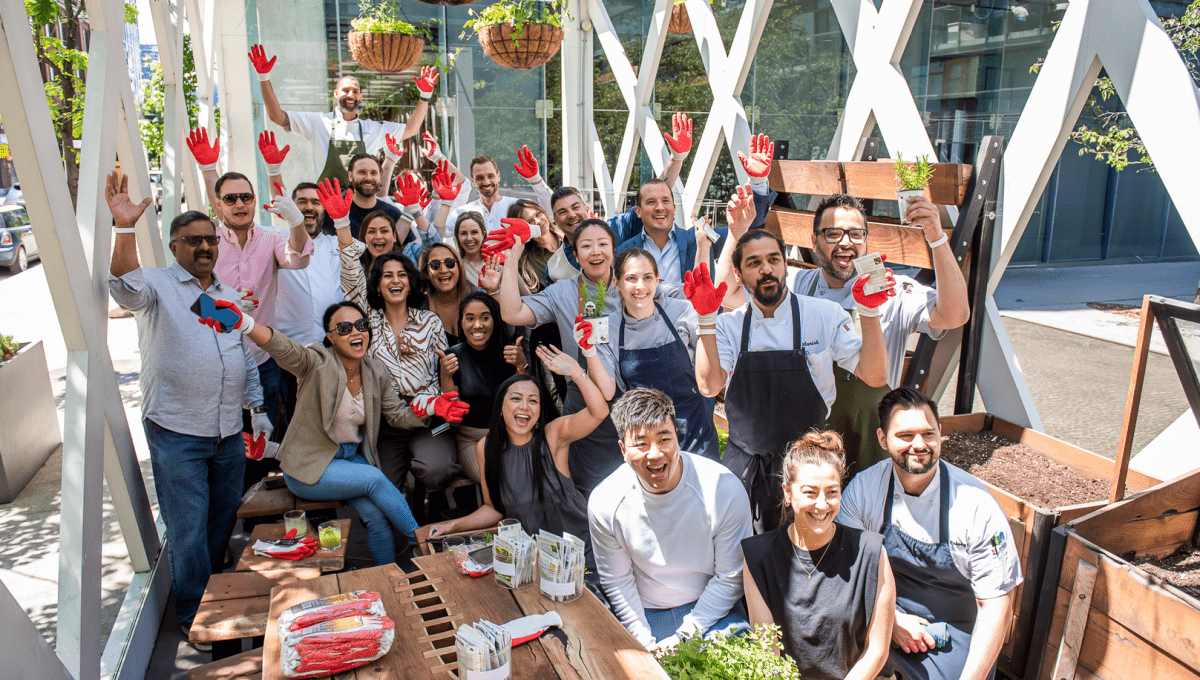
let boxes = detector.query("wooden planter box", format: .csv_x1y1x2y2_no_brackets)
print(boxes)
478,23,563,70
0,341,62,503
938,413,1162,679
346,31,424,73
1030,468,1200,680
668,3,691,34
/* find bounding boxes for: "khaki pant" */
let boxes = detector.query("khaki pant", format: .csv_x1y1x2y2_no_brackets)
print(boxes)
455,425,488,482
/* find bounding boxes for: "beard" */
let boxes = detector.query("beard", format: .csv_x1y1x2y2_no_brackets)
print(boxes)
352,178,378,198
813,246,858,282
338,97,359,114
750,274,785,307
894,449,936,475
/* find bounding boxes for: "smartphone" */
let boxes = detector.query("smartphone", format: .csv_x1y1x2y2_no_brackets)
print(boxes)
468,545,493,565
263,477,287,490
190,293,241,333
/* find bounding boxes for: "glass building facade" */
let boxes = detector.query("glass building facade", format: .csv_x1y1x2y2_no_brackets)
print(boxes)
249,0,1197,265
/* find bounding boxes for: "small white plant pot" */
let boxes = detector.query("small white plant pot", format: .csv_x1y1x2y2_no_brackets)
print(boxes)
586,316,610,345
896,189,925,223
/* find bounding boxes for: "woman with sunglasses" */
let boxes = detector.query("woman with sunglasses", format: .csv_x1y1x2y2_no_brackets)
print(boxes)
424,344,608,570
321,180,469,495
437,292,528,482
197,299,428,565
419,242,486,347
494,218,621,498
596,248,720,461
449,212,486,286
506,199,562,296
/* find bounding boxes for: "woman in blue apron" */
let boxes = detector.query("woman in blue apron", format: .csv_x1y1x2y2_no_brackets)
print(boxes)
598,248,719,460
883,460,988,680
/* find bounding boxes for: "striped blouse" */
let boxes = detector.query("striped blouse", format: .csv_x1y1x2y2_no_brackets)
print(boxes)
340,239,446,413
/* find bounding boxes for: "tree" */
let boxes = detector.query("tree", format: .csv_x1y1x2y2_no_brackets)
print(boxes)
140,35,212,164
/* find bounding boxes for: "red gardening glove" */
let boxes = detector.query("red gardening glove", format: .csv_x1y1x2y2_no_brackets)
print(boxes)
258,131,290,174
431,392,470,423
573,315,596,357
483,218,537,258
392,173,424,216
418,184,431,210
317,178,353,228
186,127,220,171
243,432,266,460
852,266,897,315
683,262,727,324
422,131,446,163
663,112,693,160
384,133,404,163
197,298,253,334
431,159,461,200
248,44,276,77
513,145,541,182
414,65,439,100
737,133,774,185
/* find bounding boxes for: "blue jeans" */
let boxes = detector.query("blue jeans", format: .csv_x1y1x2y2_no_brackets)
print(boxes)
257,357,283,428
645,599,750,643
284,443,419,566
143,419,245,626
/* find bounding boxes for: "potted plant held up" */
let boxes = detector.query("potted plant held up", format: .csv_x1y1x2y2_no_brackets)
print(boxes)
463,0,568,70
348,0,426,73
579,278,609,345
893,153,935,223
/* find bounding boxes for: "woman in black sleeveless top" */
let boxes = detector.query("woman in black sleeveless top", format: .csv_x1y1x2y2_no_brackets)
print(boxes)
741,431,896,680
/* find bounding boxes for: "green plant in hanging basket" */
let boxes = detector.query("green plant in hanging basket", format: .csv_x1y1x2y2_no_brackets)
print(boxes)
462,0,570,38
657,624,801,680
351,0,421,34
462,0,571,69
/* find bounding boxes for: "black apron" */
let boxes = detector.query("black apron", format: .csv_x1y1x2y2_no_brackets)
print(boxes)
884,461,991,680
722,294,827,531
617,303,720,461
802,275,890,477
319,117,366,186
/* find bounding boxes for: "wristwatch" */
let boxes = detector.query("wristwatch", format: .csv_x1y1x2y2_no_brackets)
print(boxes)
250,405,267,415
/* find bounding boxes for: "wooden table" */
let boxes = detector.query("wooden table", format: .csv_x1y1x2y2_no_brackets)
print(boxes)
234,519,349,574
191,567,322,659
237,477,340,520
261,552,668,679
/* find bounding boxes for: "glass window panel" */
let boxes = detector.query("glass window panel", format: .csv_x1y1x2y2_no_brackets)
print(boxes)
1047,146,1106,261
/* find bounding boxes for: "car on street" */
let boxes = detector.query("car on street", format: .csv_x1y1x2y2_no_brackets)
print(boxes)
3,183,22,205
0,204,38,273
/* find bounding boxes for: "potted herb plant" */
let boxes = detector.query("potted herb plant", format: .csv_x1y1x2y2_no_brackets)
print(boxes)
0,335,62,503
658,624,800,680
348,0,426,73
462,0,568,70
892,152,935,223
579,277,609,345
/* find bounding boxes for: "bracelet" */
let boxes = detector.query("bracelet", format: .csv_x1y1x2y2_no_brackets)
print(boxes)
114,227,137,234
927,233,949,249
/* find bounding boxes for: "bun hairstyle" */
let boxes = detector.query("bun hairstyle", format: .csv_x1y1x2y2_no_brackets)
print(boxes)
779,430,847,524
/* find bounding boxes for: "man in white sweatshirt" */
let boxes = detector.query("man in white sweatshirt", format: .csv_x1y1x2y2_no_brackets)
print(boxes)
589,388,753,651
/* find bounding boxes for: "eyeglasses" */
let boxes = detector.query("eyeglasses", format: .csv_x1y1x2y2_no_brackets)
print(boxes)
816,227,869,245
427,258,458,272
329,318,370,336
171,235,220,247
220,193,255,206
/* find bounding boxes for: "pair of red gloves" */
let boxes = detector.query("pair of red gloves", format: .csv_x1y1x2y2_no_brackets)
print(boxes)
680,260,896,320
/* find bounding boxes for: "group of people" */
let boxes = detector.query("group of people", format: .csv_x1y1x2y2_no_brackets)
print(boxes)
104,44,1019,680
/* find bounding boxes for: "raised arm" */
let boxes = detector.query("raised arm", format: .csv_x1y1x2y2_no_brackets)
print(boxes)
249,45,289,130
258,130,289,201
494,237,539,326
572,315,616,401
685,263,729,397
908,196,969,330
513,145,551,210
401,67,439,141
715,184,755,310
106,169,153,279
851,272,893,388
264,184,313,263
186,127,222,218
540,345,609,454
379,133,403,198
661,111,692,187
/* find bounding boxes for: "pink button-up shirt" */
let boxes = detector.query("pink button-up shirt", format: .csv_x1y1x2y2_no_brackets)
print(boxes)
215,222,313,364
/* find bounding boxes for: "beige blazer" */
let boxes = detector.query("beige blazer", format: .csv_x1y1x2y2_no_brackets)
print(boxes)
262,330,427,485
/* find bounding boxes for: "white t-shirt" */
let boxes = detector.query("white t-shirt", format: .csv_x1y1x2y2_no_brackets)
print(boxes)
286,110,405,178
788,267,945,388
588,452,752,646
839,459,1023,600
271,230,344,346
715,293,862,411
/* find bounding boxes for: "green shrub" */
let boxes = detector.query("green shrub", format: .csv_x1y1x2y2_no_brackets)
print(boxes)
892,152,935,191
350,0,420,35
0,334,18,362
658,624,800,680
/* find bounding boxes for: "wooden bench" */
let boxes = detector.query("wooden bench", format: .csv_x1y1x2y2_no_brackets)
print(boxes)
191,568,322,661
188,648,264,680
234,519,350,574
237,476,340,522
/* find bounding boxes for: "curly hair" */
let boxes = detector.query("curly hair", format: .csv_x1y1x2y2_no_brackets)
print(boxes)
779,430,847,524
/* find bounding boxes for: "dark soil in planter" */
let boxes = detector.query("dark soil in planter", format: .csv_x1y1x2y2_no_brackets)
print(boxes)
939,431,1110,508
1133,545,1200,594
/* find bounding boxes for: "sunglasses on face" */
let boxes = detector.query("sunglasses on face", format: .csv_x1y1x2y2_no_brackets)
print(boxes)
171,235,220,247
427,258,458,272
816,227,869,245
329,318,370,336
220,193,256,206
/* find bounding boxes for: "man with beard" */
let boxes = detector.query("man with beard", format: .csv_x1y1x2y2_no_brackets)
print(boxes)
788,194,968,475
105,168,265,648
839,387,1020,680
251,42,438,186
318,154,413,243
691,229,890,531
447,152,552,234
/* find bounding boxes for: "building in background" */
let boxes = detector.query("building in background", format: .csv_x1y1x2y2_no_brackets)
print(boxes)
140,43,158,83
122,19,142,100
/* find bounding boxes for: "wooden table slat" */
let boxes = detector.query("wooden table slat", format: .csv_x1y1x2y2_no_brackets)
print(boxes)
200,569,323,603
235,519,349,574
191,595,271,643
262,574,341,680
333,564,444,680
237,481,296,519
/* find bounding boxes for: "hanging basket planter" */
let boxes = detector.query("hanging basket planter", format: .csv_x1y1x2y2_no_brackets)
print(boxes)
347,31,425,72
668,3,692,34
417,0,477,4
478,23,564,70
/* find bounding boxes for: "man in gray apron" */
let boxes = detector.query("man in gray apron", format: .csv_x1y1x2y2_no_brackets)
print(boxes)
692,230,890,532
840,387,1022,680
253,44,437,184
789,193,968,478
